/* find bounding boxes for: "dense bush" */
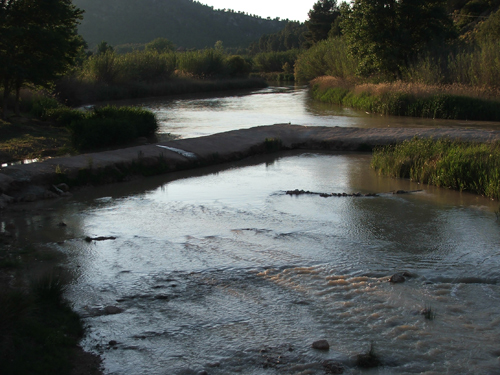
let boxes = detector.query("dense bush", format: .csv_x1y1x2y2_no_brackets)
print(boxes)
294,38,356,81
116,51,176,82
226,55,252,77
252,49,301,73
372,138,500,200
70,106,158,150
177,49,227,78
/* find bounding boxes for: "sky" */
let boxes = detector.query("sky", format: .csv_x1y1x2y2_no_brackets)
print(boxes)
199,1,318,22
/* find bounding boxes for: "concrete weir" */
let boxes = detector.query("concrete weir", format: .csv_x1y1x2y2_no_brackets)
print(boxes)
1,124,499,208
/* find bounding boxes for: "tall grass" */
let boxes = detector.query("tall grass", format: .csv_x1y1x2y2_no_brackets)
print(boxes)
372,137,500,200
311,76,500,120
294,38,357,82
117,51,176,82
177,49,228,78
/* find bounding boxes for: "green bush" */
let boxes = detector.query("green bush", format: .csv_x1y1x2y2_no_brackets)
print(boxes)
294,38,356,81
177,49,228,78
226,55,252,77
28,95,62,118
42,107,86,127
70,105,158,150
253,49,301,73
116,51,176,82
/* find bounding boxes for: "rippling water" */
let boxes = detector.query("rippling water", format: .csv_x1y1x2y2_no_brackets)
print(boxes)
8,152,500,374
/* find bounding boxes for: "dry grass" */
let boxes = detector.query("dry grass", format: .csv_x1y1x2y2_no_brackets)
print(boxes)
311,76,357,91
353,81,500,100
312,76,500,101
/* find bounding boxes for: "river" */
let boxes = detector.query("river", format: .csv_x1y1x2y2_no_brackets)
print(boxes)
106,84,500,140
9,86,500,374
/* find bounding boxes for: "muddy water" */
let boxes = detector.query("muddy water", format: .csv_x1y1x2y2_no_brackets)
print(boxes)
5,151,500,374
120,85,500,138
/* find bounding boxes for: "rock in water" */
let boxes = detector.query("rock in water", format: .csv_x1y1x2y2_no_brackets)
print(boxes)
312,339,330,350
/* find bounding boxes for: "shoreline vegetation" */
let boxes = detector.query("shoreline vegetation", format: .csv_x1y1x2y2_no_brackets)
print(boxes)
0,242,102,375
309,76,500,121
371,137,500,200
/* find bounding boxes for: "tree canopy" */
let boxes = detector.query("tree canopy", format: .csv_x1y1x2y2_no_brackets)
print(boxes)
341,0,456,77
305,0,342,45
0,0,83,118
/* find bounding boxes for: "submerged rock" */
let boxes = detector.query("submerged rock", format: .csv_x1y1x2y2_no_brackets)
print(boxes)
312,339,330,350
104,306,124,315
389,273,406,283
322,360,344,374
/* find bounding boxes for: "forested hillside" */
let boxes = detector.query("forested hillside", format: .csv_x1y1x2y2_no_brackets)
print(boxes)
73,0,286,49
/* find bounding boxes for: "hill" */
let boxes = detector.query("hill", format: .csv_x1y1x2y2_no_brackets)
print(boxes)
73,0,287,49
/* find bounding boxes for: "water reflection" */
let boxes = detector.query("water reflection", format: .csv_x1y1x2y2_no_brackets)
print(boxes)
4,152,500,374
103,84,500,138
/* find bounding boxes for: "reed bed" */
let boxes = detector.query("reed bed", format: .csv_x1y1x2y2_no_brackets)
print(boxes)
310,77,500,121
372,137,500,200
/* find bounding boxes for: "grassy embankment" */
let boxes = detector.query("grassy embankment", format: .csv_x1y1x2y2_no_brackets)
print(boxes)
0,241,101,375
372,137,500,200
295,38,500,121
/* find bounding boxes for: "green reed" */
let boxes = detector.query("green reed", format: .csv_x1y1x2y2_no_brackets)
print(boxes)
372,137,500,200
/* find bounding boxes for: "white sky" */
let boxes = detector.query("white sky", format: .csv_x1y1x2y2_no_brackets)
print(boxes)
199,1,318,22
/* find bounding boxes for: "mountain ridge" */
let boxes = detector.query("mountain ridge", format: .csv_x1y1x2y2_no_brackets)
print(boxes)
73,0,287,49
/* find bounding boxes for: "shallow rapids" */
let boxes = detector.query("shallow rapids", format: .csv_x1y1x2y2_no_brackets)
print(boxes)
7,151,500,374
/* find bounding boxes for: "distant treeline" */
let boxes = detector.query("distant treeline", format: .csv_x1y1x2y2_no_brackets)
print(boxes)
73,0,286,49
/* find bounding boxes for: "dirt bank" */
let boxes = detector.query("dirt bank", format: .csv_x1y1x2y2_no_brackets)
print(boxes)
1,124,499,208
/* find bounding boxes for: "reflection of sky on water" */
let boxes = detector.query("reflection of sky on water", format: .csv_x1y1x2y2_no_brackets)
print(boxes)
123,85,500,138
4,152,500,374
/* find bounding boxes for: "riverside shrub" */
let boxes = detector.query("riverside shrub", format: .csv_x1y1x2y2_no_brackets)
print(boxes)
70,106,158,150
372,138,500,200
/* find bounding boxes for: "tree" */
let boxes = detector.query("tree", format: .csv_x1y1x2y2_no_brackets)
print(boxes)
145,37,176,53
341,0,456,77
96,41,114,55
305,0,341,45
0,0,83,119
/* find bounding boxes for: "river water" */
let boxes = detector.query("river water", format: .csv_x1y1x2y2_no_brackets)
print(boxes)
9,86,500,374
106,84,500,139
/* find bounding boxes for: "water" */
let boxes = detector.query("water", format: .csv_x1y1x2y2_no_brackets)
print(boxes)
6,151,500,374
105,85,500,138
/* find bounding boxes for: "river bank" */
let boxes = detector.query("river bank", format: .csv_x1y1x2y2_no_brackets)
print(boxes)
310,76,500,122
1,124,500,209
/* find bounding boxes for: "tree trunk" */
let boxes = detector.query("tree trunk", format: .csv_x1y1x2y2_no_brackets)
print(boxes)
14,83,21,116
1,81,10,121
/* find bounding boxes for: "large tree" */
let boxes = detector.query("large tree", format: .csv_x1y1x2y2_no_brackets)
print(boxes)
305,0,342,45
0,0,83,119
341,0,456,77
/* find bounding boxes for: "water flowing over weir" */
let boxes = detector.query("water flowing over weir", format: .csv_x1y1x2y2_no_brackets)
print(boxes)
8,151,500,374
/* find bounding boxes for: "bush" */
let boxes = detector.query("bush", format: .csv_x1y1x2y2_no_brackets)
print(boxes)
70,106,158,150
226,55,252,77
42,107,86,127
177,49,228,78
294,38,356,81
253,49,301,73
28,95,62,118
116,51,176,82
